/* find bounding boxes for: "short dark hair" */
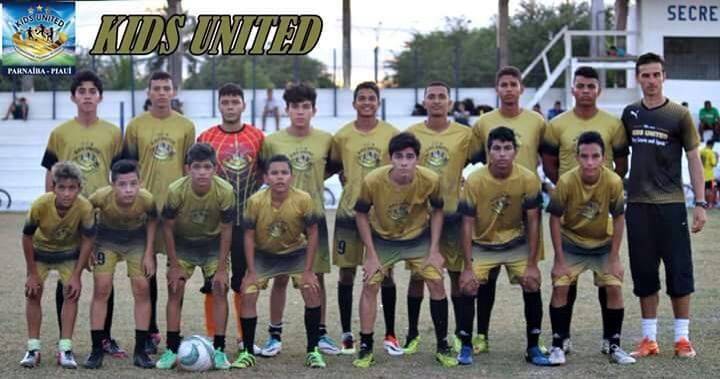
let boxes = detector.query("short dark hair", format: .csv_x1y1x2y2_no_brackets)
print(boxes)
487,126,517,149
576,131,605,155
148,71,174,89
495,66,523,85
354,81,380,101
70,70,103,96
635,52,665,74
218,83,244,100
705,100,711,106
424,81,451,97
707,139,715,147
283,82,317,107
388,132,421,156
264,154,293,174
574,66,599,81
185,143,217,165
111,159,140,182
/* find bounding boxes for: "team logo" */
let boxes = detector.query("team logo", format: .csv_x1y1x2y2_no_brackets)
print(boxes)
630,109,639,119
289,149,313,171
514,130,524,147
387,202,410,221
52,226,72,241
268,221,289,238
357,146,381,169
190,209,208,224
490,194,510,215
425,143,449,168
151,136,175,161
73,147,100,173
579,200,600,220
223,153,251,172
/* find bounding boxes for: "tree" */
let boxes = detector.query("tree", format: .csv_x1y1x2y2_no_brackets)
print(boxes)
498,0,510,68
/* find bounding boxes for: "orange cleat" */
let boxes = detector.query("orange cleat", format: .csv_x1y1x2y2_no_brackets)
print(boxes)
630,337,659,358
674,337,696,358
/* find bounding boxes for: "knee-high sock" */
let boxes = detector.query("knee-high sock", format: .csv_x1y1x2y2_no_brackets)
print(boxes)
304,306,321,353
381,283,397,338
430,298,449,351
338,283,353,334
149,275,159,334
204,293,215,337
407,296,423,338
103,286,115,338
523,291,543,350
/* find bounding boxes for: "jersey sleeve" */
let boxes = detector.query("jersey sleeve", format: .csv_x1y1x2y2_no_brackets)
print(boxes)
428,176,444,210
302,194,319,226
611,119,630,158
242,197,258,230
22,204,40,236
79,203,97,237
541,120,560,156
546,178,568,216
458,177,478,217
41,130,60,170
146,194,158,220
537,119,548,155
523,174,543,209
327,135,343,175
121,122,139,161
609,177,625,217
110,128,123,166
354,177,374,214
219,186,236,224
161,187,181,220
680,110,701,152
470,120,486,164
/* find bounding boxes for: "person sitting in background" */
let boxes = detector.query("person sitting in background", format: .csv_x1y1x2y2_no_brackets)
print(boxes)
699,101,720,142
262,88,280,132
3,97,29,121
454,102,471,126
700,139,718,207
546,101,564,120
411,103,427,116
533,104,543,117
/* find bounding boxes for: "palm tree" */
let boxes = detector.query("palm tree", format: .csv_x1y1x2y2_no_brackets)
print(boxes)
497,0,510,68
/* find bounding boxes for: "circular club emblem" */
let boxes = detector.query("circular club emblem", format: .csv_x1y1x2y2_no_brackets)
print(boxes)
387,202,410,221
357,146,381,169
152,137,175,161
490,194,509,215
268,221,289,238
74,149,100,173
290,150,313,172
580,200,600,220
426,144,449,168
53,226,72,241
190,209,208,224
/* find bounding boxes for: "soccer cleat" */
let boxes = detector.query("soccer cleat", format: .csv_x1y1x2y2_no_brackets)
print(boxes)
473,334,489,354
133,352,155,368
538,341,549,355
20,350,41,368
383,335,404,356
435,346,459,367
562,338,573,354
609,345,636,364
305,347,327,368
145,333,160,355
457,345,473,365
352,349,375,368
402,335,421,355
451,334,462,354
601,339,610,355
260,337,282,357
630,337,659,358
525,346,552,366
231,351,256,369
102,338,129,358
318,335,341,355
340,333,356,355
236,341,262,355
83,349,104,369
214,349,231,370
57,350,78,369
674,337,697,358
548,347,566,366
155,350,177,369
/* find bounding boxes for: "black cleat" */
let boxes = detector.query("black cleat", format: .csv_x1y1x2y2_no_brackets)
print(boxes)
144,337,158,355
83,349,104,369
133,352,155,368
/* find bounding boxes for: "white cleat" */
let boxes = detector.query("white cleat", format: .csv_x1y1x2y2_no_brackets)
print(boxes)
548,347,566,366
260,337,282,357
601,339,611,355
57,350,78,369
609,345,636,364
20,350,41,368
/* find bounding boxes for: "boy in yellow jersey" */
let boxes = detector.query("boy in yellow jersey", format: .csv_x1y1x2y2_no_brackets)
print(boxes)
122,71,196,354
329,81,399,355
469,66,547,353
546,131,635,366
156,143,235,370
541,66,629,354
232,155,326,369
700,139,717,206
457,127,550,367
258,83,338,355
405,81,481,355
353,133,457,369
41,70,125,358
83,160,157,369
20,162,96,369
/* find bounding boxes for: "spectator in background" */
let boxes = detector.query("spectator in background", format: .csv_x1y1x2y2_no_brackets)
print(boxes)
532,103,543,117
546,100,564,120
411,102,427,116
699,100,720,142
700,139,718,207
143,99,152,112
262,87,280,132
453,102,471,126
3,97,29,121
682,102,689,108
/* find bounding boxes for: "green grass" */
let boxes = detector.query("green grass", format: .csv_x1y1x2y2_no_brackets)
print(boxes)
0,210,719,378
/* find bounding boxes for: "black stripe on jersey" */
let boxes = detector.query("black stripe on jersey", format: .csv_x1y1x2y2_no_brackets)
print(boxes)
545,199,565,217
612,145,630,158
220,209,235,224
304,214,321,226
147,208,158,219
81,223,98,237
610,199,625,217
429,196,444,210
540,142,559,156
23,221,38,236
523,192,543,210
41,149,59,170
241,218,256,230
161,204,177,219
457,201,476,217
354,199,371,214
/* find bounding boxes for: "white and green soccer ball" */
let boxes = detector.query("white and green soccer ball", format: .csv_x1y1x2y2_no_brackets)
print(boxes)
177,335,214,372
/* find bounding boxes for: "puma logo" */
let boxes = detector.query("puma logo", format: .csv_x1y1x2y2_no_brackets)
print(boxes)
630,110,639,118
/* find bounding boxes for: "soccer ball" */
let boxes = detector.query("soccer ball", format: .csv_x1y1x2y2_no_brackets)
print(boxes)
177,335,214,372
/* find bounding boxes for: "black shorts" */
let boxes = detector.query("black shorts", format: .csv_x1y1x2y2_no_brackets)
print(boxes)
705,181,714,190
626,203,694,297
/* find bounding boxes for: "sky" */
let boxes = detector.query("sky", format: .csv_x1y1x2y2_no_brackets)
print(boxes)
5,0,604,86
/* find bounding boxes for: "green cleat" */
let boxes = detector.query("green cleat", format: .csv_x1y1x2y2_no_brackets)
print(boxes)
231,351,256,369
451,335,462,354
435,347,459,368
305,347,326,368
538,342,549,356
403,335,421,355
155,350,177,370
213,349,230,370
473,334,489,354
352,350,375,368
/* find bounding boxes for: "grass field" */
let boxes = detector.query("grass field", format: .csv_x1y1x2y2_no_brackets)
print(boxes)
1,210,719,378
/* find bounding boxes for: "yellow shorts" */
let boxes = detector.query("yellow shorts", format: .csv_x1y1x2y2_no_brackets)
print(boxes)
36,260,77,285
368,232,443,286
440,215,463,272
177,257,227,281
93,244,145,278
553,250,623,287
332,221,364,268
471,242,529,284
245,275,304,294
312,220,331,274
